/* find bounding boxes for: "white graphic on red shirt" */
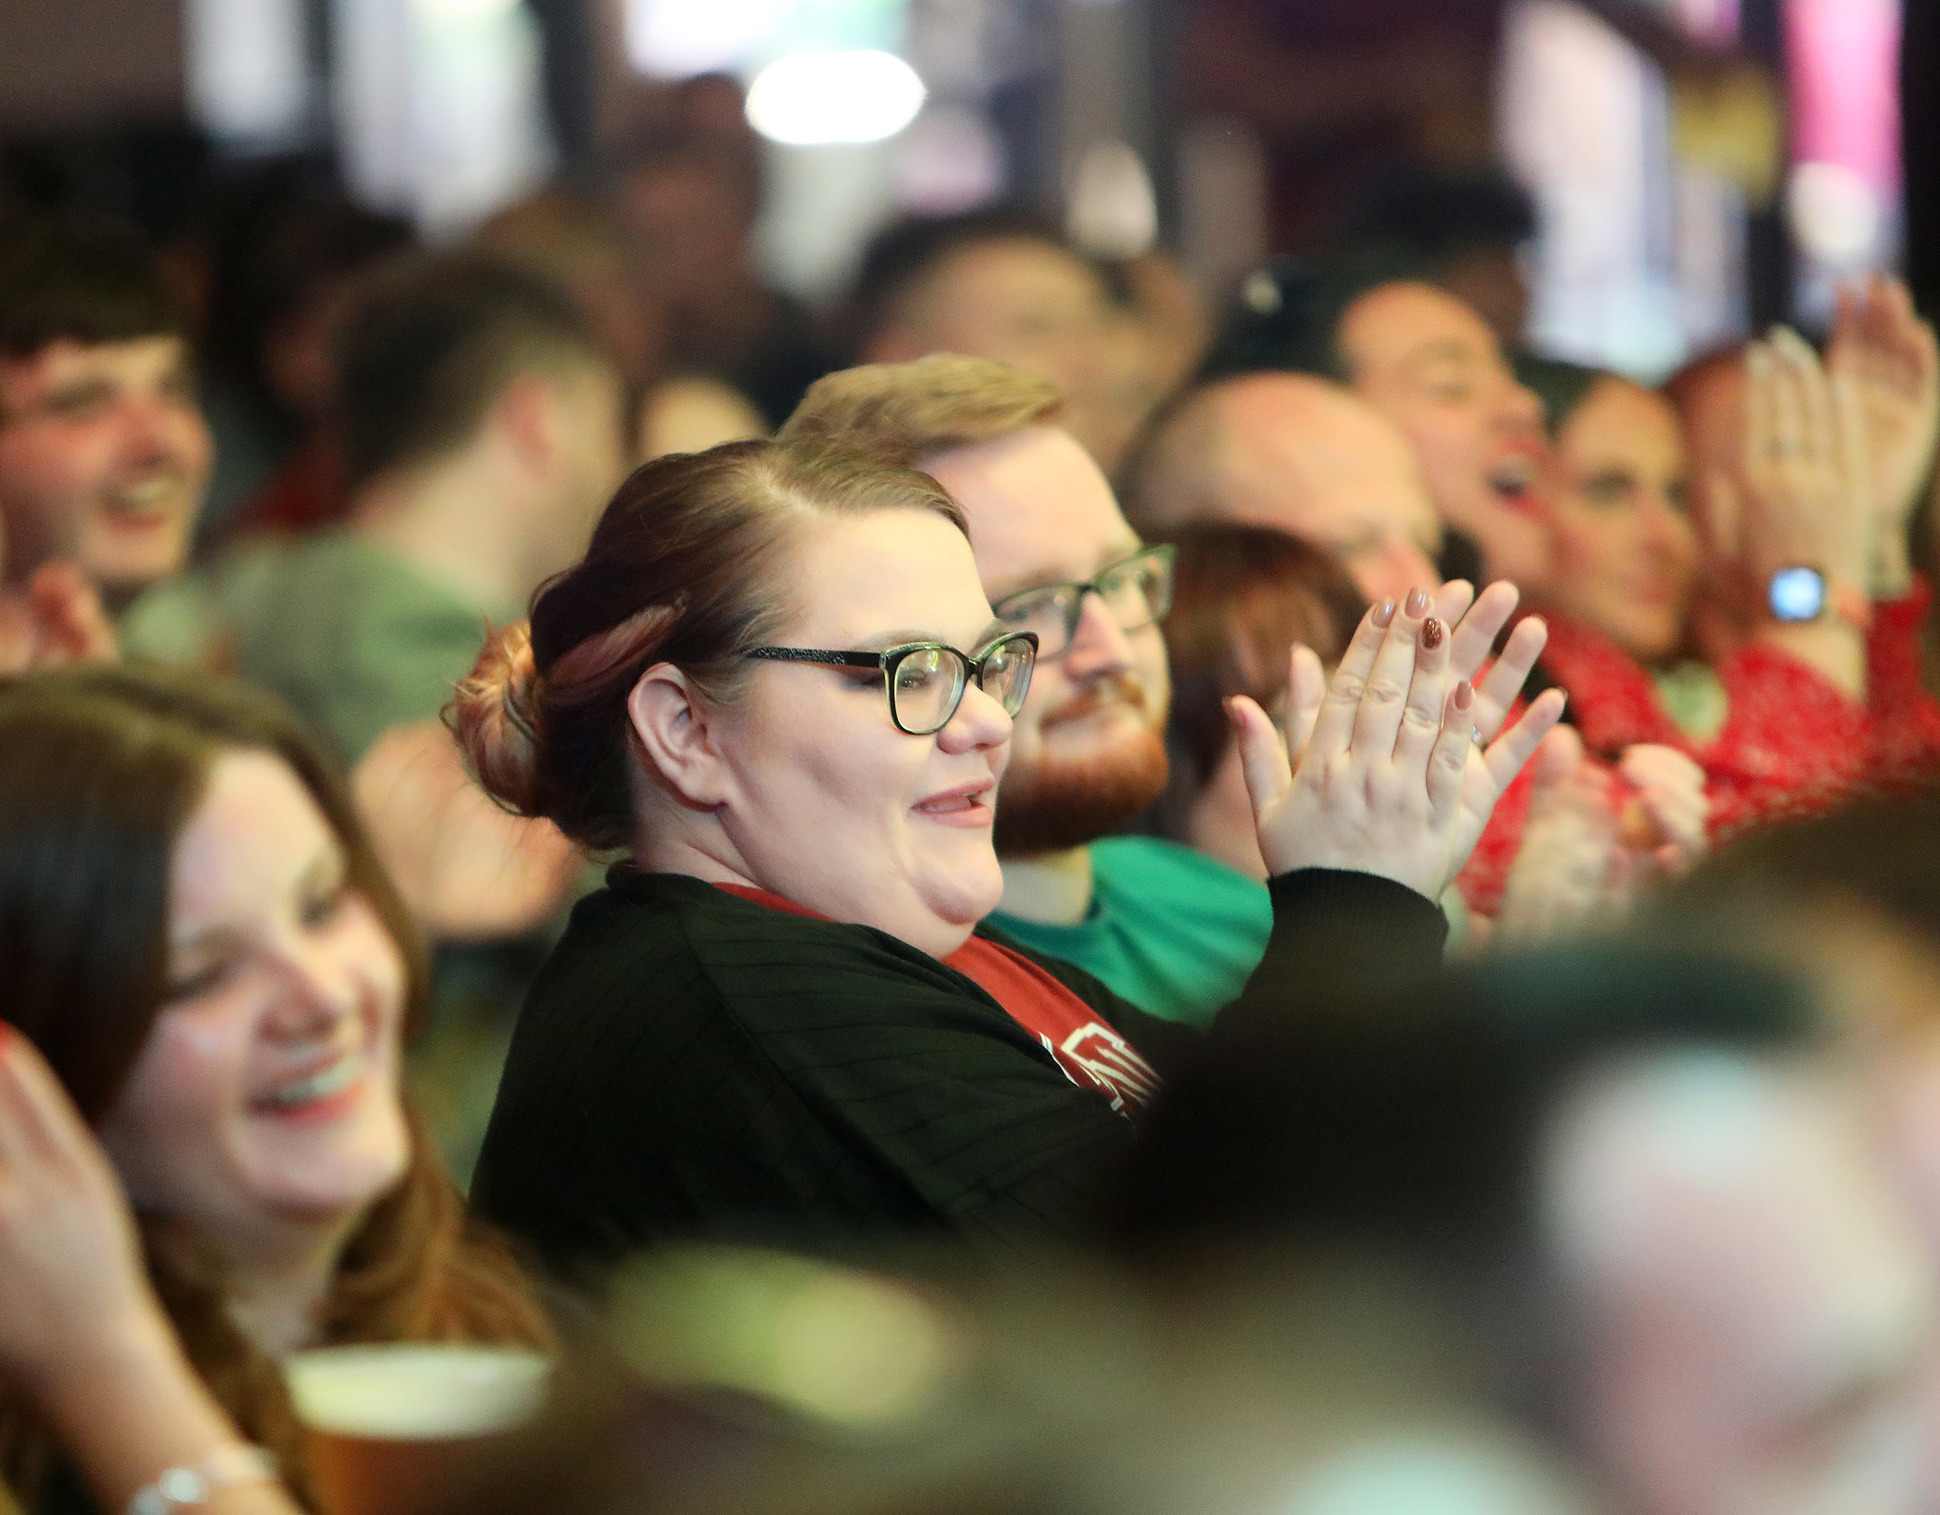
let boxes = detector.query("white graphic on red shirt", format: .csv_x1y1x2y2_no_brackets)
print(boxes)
1039,1024,1158,1115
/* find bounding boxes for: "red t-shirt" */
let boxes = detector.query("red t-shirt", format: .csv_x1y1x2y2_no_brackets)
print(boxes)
715,884,1160,1116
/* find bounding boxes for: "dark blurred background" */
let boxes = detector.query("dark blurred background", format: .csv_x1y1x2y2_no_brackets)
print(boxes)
0,0,1925,377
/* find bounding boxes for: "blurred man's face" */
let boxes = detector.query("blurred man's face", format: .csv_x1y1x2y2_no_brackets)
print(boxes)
1549,1055,1937,1515
1339,283,1552,596
925,425,1170,856
0,335,212,607
1210,380,1443,606
874,241,1119,462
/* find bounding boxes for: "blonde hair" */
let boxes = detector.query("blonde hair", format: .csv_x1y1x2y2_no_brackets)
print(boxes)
778,353,1064,468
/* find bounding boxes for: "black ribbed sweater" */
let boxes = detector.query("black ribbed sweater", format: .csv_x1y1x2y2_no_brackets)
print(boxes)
471,866,1446,1276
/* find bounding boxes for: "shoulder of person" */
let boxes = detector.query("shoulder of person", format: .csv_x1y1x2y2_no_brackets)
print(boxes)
118,533,311,667
975,917,1204,1070
1091,834,1270,900
562,872,1005,1024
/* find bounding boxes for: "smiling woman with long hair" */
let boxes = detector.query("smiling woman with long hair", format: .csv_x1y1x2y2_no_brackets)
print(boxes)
0,665,547,1515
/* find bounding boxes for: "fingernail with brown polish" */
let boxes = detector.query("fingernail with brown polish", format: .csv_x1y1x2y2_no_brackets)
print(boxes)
1454,680,1474,710
1372,599,1397,628
1405,588,1431,617
1420,617,1444,650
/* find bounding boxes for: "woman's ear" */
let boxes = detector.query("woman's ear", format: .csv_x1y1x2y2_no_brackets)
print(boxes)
627,663,731,808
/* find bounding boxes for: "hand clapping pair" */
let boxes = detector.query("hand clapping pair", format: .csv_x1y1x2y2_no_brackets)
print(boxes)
1227,580,1565,901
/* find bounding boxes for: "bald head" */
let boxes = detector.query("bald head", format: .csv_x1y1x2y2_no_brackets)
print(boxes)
1132,373,1442,605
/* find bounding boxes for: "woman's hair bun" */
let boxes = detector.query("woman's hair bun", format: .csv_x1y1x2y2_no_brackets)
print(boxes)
447,620,548,818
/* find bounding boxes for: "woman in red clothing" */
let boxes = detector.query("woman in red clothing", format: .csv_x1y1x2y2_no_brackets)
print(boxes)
1463,282,1940,918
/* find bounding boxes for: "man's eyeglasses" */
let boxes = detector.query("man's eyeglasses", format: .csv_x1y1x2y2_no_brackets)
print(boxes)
744,631,1039,736
989,544,1174,660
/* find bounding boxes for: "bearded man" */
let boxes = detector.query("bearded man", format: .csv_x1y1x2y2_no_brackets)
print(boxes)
782,354,1273,1023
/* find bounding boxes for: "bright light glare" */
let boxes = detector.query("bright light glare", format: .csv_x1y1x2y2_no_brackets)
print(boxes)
414,0,519,23
1788,161,1881,265
745,51,926,146
625,0,793,77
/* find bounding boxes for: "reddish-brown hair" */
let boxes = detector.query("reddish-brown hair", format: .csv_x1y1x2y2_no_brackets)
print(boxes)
0,665,549,1506
449,438,968,854
1160,524,1367,792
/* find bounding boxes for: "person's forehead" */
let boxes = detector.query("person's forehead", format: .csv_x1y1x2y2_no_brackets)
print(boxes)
0,333,188,393
931,239,1107,310
1344,285,1498,369
1563,380,1683,463
787,507,994,646
1234,393,1432,527
171,750,336,924
924,426,1136,590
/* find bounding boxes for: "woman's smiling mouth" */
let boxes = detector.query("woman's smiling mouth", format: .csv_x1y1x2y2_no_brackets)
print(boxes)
251,1050,368,1121
912,780,996,827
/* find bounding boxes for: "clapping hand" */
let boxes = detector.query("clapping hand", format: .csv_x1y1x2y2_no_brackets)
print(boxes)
1228,581,1567,901
1828,274,1940,595
1497,737,1709,943
0,562,118,676
0,1026,166,1398
1613,743,1708,875
1715,327,1871,594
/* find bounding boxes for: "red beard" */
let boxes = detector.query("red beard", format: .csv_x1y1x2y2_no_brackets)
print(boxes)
994,677,1170,856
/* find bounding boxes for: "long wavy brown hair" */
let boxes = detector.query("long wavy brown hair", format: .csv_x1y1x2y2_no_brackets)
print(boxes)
0,664,550,1508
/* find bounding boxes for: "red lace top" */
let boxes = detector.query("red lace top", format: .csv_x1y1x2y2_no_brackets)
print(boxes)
1866,577,1940,795
1457,609,1881,916
714,883,1160,1115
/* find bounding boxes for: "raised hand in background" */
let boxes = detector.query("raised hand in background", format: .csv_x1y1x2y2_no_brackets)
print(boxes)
1828,274,1940,598
1705,328,1872,700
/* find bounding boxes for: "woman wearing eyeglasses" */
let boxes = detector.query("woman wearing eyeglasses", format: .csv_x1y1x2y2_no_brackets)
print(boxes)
452,440,1564,1275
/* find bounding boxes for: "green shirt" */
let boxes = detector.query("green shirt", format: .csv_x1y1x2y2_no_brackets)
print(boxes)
986,836,1274,1027
121,529,519,766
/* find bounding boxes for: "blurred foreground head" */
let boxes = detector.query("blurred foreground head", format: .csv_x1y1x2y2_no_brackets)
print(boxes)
1111,944,1937,1515
0,214,213,606
1654,794,1940,1260
449,1245,1602,1515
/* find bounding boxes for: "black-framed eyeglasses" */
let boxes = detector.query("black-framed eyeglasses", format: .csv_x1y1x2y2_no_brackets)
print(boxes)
744,631,1039,736
988,544,1175,660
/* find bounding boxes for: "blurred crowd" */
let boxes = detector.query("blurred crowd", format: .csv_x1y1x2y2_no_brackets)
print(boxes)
3,54,1940,1515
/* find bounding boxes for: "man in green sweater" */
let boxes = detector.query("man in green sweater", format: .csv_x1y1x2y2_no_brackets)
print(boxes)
782,354,1273,1025
123,252,627,770
121,254,630,1176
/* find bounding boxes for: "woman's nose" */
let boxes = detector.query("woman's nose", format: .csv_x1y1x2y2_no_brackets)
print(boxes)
264,937,360,1039
1640,492,1689,553
938,680,1013,753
